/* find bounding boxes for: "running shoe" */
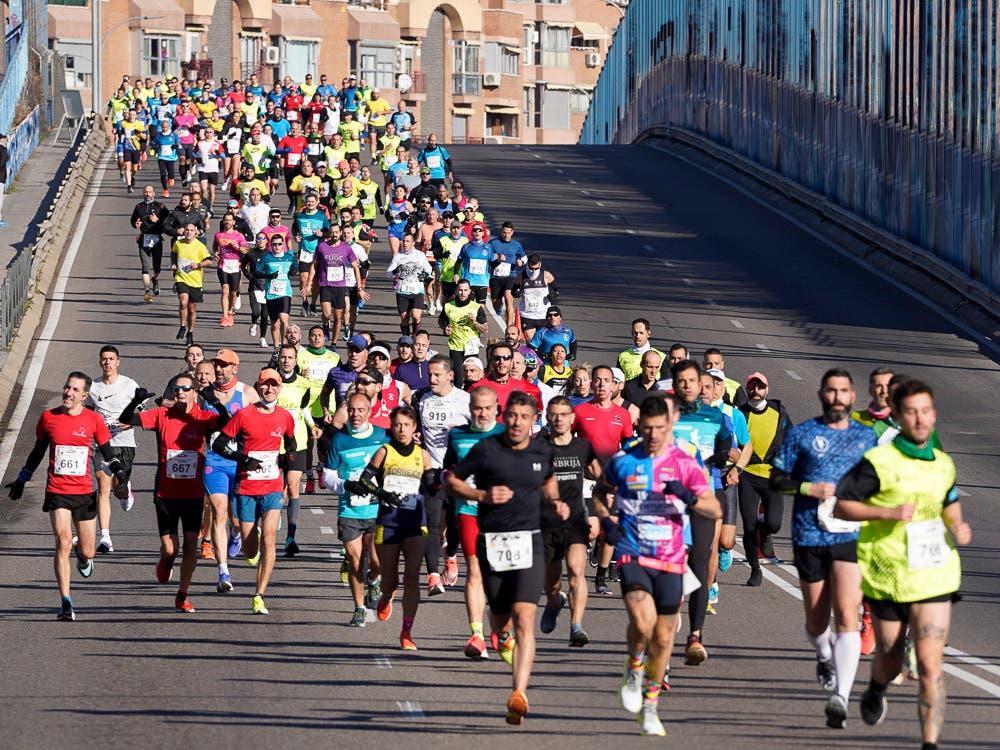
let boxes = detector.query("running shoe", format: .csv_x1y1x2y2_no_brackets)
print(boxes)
340,560,350,584
251,594,269,615
859,614,875,655
760,534,779,563
443,555,460,587
747,567,763,587
200,540,215,560
505,690,529,726
227,532,242,558
595,575,613,596
825,694,847,729
156,556,174,583
144,290,153,304
246,549,260,567
284,537,300,556
260,337,269,348
619,659,644,714
376,595,393,621
175,325,186,341
364,578,382,609
76,554,94,578
490,631,499,652
816,658,836,692
588,541,599,568
185,332,194,347
219,315,228,328
638,702,665,736
120,482,135,512
540,590,568,634
718,547,733,572
304,478,316,495
57,600,75,622
661,664,671,692
234,296,241,311
152,278,160,295
399,630,417,650
708,582,719,605
217,572,233,592
349,606,366,627
904,639,918,680
684,634,707,665
464,634,488,659
607,563,620,582
860,686,887,726
427,572,445,596
162,189,170,198
498,632,516,665
249,323,258,337
96,538,113,554
569,623,590,647
175,594,196,613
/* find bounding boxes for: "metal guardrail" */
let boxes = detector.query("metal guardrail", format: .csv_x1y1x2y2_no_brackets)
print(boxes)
0,123,107,350
581,0,1000,297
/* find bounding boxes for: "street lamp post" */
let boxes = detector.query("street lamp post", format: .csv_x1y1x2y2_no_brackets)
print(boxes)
90,8,164,116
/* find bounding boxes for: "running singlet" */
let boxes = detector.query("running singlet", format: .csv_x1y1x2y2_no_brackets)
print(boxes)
327,425,387,520
172,239,210,287
413,387,471,467
469,377,539,417
298,348,341,418
139,406,219,499
204,384,247,470
221,406,295,496
444,423,505,517
36,408,112,495
214,230,247,272
370,378,402,429
519,266,551,319
604,443,710,567
378,443,427,531
772,417,876,548
573,401,633,464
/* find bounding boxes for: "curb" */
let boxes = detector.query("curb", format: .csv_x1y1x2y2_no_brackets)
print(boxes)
0,126,109,438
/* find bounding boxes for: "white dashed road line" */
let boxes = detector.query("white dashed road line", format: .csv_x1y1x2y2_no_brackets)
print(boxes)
785,370,802,380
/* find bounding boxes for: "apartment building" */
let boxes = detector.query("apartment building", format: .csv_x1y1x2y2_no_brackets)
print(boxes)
47,0,624,143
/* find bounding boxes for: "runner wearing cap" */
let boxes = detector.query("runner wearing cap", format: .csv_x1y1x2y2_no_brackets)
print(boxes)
455,226,492,303
321,335,371,422
461,357,485,389
517,255,559,342
529,306,577,360
256,230,297,350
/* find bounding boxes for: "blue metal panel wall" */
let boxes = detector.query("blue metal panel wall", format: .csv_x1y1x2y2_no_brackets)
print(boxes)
581,0,1000,293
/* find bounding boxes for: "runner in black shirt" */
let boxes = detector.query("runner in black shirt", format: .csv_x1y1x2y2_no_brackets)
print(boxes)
446,390,569,726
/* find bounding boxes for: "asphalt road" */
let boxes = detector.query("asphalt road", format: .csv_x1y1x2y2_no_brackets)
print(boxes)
0,143,998,750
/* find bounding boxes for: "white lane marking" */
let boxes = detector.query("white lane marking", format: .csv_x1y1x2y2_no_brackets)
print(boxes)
956,488,970,496
310,508,324,515
643,244,655,253
544,161,552,165
944,647,1000,680
320,526,335,535
375,656,392,669
731,319,744,329
397,700,425,717
568,178,577,184
596,201,605,207
659,259,674,268
626,229,636,235
609,214,619,221
942,664,1000,699
533,153,541,158
556,169,563,174
705,299,718,306
756,343,769,350
0,157,110,482
581,189,590,196
682,278,696,286
785,370,802,380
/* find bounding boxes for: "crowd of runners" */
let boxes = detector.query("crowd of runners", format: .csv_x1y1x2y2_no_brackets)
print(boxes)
2,72,973,748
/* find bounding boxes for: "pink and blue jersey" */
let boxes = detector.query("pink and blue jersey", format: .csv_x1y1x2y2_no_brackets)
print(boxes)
604,443,711,567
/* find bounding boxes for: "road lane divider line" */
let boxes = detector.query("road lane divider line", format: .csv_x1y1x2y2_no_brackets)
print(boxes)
682,278,696,286
643,244,655,252
785,370,802,380
659,259,674,268
320,526,334,535
375,656,392,669
705,299,718,306
944,647,1000,680
397,700,425,717
756,343,769,350
731,319,744,329
309,508,324,514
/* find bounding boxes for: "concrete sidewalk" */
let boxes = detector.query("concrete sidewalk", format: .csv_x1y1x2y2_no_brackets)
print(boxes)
1,133,80,279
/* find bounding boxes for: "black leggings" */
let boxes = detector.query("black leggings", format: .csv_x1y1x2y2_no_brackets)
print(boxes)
248,288,270,330
422,486,446,575
739,472,784,566
687,512,715,634
158,159,176,189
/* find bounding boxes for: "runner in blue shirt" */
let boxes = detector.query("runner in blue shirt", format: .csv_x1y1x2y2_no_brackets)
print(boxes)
487,222,526,326
456,226,492,302
417,133,453,184
529,306,577,360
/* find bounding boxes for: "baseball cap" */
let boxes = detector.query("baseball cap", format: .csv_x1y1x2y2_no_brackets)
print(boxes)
546,305,562,316
372,87,381,94
397,335,415,347
369,345,390,359
463,356,484,369
523,352,538,369
419,167,431,175
349,74,357,79
348,334,369,351
212,349,240,366
316,161,327,168
227,199,239,208
256,368,282,385
338,160,350,170
746,371,769,387
610,367,626,383
707,368,726,381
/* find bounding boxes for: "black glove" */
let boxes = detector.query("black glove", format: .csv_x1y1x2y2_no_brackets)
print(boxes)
277,453,290,472
600,516,623,546
343,480,367,497
664,480,698,507
376,488,402,507
200,386,221,406
511,285,522,299
244,456,263,473
134,387,153,403
6,468,29,500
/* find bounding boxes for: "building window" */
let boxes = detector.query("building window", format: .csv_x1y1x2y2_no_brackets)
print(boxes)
522,25,535,62
240,35,262,80
486,112,518,138
452,41,481,95
485,43,520,75
142,34,180,79
570,34,600,50
541,88,570,129
523,86,540,128
357,44,397,89
570,89,592,113
282,39,318,82
540,25,569,67
62,56,89,89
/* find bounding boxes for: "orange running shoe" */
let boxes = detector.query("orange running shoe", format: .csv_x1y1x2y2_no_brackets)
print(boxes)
377,595,393,621
506,690,529,725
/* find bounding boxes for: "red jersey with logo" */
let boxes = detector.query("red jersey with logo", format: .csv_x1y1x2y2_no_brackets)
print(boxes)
573,401,634,464
278,134,308,168
36,408,112,495
140,406,220,499
221,404,296,495
470,377,543,419
371,378,402,429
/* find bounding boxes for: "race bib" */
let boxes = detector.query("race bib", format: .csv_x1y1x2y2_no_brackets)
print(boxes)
253,289,266,304
166,449,198,479
143,234,159,248
326,266,345,283
222,258,241,274
426,154,441,169
468,258,487,277
906,518,949,570
312,113,321,124
817,496,860,534
464,337,481,356
308,143,320,155
268,278,288,297
384,154,398,167
305,362,333,383
583,478,596,499
287,152,301,165
299,250,314,264
247,450,280,481
227,138,241,154
383,474,421,510
345,268,357,286
287,110,299,121
178,260,195,274
160,144,174,158
493,261,511,277
485,530,533,571
54,445,89,476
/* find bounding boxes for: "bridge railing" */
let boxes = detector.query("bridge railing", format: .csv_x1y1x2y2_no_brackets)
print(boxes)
581,0,1000,295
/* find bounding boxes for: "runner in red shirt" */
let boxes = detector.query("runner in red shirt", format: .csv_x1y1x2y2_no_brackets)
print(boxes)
212,368,296,615
278,121,308,209
121,372,230,612
471,342,543,417
7,372,129,621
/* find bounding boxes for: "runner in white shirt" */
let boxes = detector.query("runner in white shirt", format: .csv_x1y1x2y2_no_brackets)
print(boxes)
197,130,224,207
239,188,270,236
85,345,143,553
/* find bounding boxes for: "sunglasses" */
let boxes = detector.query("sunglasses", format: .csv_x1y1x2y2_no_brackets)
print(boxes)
356,378,377,386
472,228,483,232
492,355,513,362
172,384,195,393
271,240,284,245
546,312,561,317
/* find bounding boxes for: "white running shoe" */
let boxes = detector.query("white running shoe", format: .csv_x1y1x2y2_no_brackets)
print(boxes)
119,482,135,512
638,702,665,736
619,660,644,714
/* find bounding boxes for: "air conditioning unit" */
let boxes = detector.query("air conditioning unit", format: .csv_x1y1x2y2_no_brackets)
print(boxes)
263,46,280,65
395,47,404,70
482,72,502,87
585,52,601,67
531,30,540,44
